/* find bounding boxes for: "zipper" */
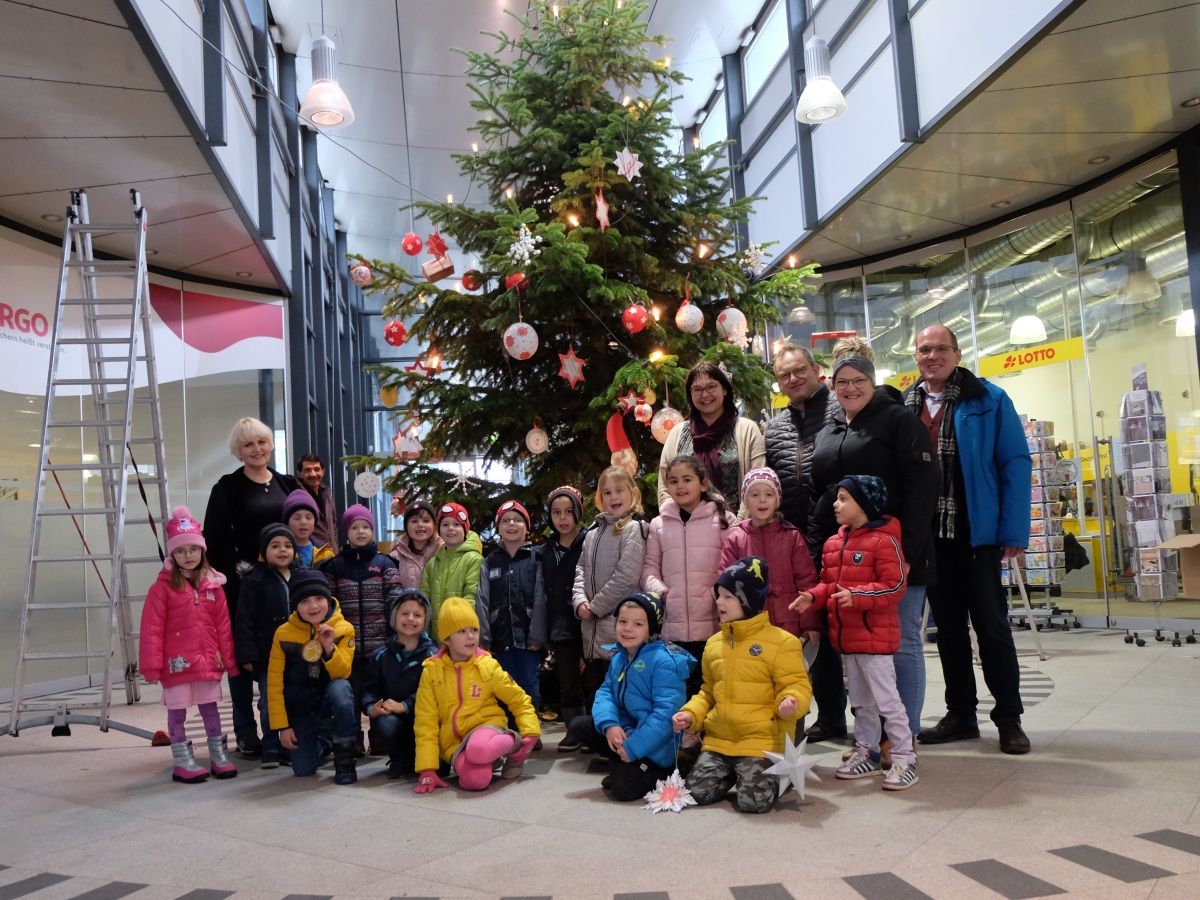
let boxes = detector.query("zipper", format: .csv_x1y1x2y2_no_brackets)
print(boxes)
451,666,464,740
681,515,689,635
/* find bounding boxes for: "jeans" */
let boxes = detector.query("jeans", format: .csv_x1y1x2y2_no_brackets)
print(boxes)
893,584,927,736
373,711,416,767
228,669,255,735
288,679,357,777
253,671,281,756
926,540,1023,725
496,648,541,708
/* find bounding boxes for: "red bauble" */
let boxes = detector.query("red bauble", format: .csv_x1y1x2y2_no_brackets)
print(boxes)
634,402,653,424
506,272,528,294
383,320,408,347
622,303,649,334
402,232,423,256
461,269,483,292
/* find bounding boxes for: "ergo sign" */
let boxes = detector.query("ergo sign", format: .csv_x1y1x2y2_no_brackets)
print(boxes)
0,303,50,336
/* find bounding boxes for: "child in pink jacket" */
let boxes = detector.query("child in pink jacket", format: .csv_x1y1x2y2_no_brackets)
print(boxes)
642,455,737,693
719,467,819,637
139,507,240,784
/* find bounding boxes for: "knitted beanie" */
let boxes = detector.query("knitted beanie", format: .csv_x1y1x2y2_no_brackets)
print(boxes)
615,591,666,640
403,499,438,526
495,499,531,529
837,474,889,522
437,596,479,640
258,522,295,559
289,569,333,612
741,466,782,499
385,588,431,632
166,506,206,554
281,489,320,524
714,556,769,617
547,485,584,523
438,502,471,532
342,503,374,536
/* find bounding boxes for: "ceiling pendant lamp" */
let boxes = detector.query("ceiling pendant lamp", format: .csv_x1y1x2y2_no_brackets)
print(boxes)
1177,308,1195,338
1117,254,1162,305
795,36,847,124
300,4,354,129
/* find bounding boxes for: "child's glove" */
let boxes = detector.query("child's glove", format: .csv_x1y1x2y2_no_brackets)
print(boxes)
413,770,449,794
509,735,539,765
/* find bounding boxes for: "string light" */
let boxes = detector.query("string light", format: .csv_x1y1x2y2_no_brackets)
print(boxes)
447,193,454,204
649,349,665,362
697,243,710,259
788,254,797,268
622,95,632,107
552,3,559,18
568,214,580,227
692,134,700,148
505,187,514,200
651,305,661,321
471,142,479,155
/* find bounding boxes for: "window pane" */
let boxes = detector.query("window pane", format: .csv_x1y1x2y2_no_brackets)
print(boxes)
743,1,788,103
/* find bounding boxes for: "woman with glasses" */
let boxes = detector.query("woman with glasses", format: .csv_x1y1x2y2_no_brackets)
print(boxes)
808,353,938,747
657,361,766,517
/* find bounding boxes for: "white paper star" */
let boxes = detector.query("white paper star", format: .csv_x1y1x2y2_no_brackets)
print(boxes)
615,146,643,181
642,769,696,814
762,734,822,800
595,188,610,232
557,346,587,389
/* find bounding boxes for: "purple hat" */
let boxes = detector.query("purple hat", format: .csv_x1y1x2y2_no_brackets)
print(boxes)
342,503,374,536
282,489,320,524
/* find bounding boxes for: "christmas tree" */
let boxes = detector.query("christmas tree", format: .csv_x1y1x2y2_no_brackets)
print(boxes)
349,0,816,531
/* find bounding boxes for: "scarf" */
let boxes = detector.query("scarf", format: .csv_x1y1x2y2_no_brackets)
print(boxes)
688,406,738,489
906,371,962,540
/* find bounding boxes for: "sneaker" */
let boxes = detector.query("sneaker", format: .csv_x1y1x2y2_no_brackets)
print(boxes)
882,760,919,791
835,751,883,779
917,715,980,745
260,752,282,769
235,728,262,758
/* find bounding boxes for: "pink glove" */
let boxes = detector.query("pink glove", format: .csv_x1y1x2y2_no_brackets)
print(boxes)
413,770,449,794
510,735,539,765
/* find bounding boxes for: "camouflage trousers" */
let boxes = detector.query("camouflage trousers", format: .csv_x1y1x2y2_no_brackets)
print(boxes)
686,750,778,814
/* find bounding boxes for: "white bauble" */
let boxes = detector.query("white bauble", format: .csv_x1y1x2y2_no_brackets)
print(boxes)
650,405,685,444
675,300,704,334
525,425,548,454
503,321,539,360
716,307,749,345
353,471,381,498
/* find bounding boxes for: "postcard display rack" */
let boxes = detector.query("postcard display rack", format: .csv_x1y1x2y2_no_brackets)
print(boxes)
1118,389,1196,647
1004,420,1080,633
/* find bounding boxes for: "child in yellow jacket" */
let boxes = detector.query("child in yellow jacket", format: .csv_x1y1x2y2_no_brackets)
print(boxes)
412,597,541,793
672,556,812,813
266,570,358,784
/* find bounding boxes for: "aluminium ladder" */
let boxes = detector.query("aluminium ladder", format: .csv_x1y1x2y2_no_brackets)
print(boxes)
4,189,169,739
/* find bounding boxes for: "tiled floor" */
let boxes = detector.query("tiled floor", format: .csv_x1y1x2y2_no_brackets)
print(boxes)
2,628,1200,900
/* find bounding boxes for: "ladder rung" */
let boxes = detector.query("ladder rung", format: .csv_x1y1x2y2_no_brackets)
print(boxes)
39,507,119,516
33,553,162,564
69,223,141,234
48,420,124,428
28,601,115,610
45,462,123,471
22,651,109,661
58,337,134,345
78,314,138,321
63,298,136,305
53,378,131,386
104,437,159,446
96,396,153,404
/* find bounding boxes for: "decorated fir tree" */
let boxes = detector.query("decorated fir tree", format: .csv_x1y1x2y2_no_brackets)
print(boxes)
349,0,816,532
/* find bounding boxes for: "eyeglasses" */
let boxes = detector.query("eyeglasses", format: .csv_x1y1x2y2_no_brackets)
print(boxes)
775,366,811,382
833,377,872,391
498,516,526,526
915,344,956,357
690,382,722,397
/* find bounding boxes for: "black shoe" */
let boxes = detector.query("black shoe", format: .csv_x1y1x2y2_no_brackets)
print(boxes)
332,742,358,785
601,774,613,790
557,735,581,753
385,759,412,780
235,727,262,758
917,715,981,745
804,720,848,742
997,721,1031,755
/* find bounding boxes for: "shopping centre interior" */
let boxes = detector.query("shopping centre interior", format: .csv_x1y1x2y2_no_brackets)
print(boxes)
3,0,1200,897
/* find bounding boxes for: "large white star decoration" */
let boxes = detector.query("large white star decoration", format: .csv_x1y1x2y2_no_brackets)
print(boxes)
642,769,696,814
595,188,610,232
404,358,435,379
762,734,823,801
615,146,643,181
557,346,587,389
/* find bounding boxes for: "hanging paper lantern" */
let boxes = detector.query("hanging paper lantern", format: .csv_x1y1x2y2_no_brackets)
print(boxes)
461,269,483,292
675,300,704,334
383,320,408,346
525,424,548,455
506,272,528,294
634,401,653,424
402,232,423,256
622,302,649,334
350,264,373,286
353,471,382,498
503,321,539,360
716,306,749,346
379,383,399,408
651,405,685,444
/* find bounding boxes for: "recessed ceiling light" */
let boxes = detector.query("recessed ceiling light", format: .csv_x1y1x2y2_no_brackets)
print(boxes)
991,200,1011,208
895,234,911,241
41,213,63,222
145,249,159,256
1181,97,1200,108
235,271,252,277
1088,155,1110,165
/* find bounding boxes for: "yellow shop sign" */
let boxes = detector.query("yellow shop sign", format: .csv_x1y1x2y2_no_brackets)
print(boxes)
978,337,1084,378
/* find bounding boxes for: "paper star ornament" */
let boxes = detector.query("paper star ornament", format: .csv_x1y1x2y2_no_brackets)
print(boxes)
617,389,641,413
642,769,696,814
426,231,448,259
595,188,610,232
615,146,643,181
404,358,435,379
557,346,587,389
762,734,822,800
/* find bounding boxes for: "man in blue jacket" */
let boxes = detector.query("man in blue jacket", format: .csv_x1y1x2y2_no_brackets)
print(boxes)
902,324,1032,755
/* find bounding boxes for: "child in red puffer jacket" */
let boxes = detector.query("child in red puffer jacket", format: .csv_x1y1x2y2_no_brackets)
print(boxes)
792,475,918,792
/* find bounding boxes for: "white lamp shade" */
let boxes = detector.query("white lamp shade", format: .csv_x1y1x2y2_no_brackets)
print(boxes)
795,36,847,123
1010,314,1047,345
300,35,355,128
1177,308,1195,337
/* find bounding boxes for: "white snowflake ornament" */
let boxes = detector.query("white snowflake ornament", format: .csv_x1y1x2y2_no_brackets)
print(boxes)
506,223,543,268
740,242,767,276
642,769,696,814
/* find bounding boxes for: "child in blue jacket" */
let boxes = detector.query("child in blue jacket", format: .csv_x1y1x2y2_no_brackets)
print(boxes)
565,591,695,801
361,588,439,779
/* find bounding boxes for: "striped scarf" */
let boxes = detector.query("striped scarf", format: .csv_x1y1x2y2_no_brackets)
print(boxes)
906,373,962,540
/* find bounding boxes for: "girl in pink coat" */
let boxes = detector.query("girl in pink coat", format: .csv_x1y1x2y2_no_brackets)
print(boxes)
720,467,819,637
641,455,737,693
139,507,240,784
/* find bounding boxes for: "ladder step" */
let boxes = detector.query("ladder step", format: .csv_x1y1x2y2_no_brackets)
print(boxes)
39,507,119,516
48,420,124,428
69,222,141,235
33,553,162,564
77,314,139,321
52,378,131,386
58,336,134,345
22,651,110,661
28,601,116,611
45,462,124,471
96,396,153,404
101,437,159,446
63,298,136,305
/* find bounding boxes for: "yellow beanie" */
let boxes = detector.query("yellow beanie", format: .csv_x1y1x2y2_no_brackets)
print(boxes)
438,596,479,640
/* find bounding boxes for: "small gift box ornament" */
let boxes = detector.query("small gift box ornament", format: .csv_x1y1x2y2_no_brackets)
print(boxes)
421,231,455,282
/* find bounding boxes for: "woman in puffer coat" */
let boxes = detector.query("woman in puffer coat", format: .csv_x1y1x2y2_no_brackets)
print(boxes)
641,455,736,694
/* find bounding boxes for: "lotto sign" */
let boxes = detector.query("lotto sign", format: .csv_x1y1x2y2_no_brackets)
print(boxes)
978,337,1084,378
